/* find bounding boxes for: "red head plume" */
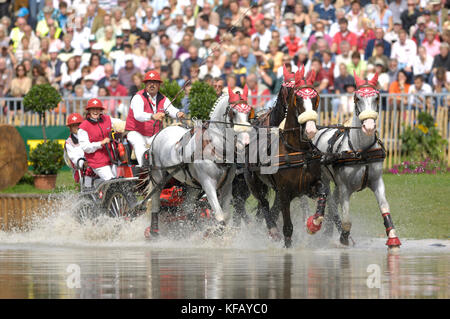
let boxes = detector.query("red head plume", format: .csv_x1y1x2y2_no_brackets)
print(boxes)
306,69,316,86
368,72,379,87
242,84,248,101
294,65,306,87
353,70,366,87
228,85,238,103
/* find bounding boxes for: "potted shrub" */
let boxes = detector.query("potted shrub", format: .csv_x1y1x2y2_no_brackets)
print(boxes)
23,84,63,189
29,140,65,190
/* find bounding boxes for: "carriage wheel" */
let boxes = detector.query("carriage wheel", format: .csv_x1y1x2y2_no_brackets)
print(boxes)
106,191,130,218
74,197,100,222
102,183,139,219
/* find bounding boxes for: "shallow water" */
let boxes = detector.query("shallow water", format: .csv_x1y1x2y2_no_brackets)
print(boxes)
0,195,448,299
0,242,448,299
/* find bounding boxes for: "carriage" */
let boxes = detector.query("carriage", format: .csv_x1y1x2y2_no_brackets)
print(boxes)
71,128,211,225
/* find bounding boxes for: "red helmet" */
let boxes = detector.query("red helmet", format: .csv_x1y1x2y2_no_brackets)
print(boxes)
85,98,105,110
66,113,83,126
143,70,163,82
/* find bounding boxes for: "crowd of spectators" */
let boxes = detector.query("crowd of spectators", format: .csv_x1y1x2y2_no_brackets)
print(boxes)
0,0,449,116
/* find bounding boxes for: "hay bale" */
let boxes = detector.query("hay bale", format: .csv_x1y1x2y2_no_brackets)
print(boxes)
0,124,28,191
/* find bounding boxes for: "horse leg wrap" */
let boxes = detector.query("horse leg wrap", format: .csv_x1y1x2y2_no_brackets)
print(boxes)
382,212,401,247
306,214,324,235
144,212,159,239
315,196,327,217
382,212,395,235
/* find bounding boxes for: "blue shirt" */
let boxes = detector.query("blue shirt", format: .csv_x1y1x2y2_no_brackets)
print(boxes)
238,54,257,75
313,3,336,24
58,14,68,29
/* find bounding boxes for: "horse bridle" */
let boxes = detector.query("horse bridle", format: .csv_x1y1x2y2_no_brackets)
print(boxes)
353,84,380,118
224,98,250,127
279,85,320,151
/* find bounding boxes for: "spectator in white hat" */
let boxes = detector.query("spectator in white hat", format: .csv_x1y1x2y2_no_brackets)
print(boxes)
279,12,301,40
82,74,99,99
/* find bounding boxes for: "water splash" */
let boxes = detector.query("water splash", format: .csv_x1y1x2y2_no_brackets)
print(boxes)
1,192,448,252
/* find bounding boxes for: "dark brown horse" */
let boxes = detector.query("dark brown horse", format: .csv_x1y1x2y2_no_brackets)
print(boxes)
232,65,299,225
245,67,329,248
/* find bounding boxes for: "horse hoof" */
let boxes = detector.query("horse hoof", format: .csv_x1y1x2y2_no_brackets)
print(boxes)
339,231,350,246
144,227,159,239
386,237,402,248
284,237,292,248
386,237,401,252
306,216,323,235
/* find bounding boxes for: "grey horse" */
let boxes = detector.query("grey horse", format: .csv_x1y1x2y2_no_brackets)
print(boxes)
144,85,253,238
309,72,401,251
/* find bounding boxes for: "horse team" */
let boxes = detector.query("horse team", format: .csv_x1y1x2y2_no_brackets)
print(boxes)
146,65,401,251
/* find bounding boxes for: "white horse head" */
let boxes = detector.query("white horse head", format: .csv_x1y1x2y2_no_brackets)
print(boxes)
214,85,252,152
293,65,319,140
353,71,380,136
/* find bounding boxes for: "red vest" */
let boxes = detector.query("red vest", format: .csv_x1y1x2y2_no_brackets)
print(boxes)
79,115,113,169
125,90,166,137
283,36,302,56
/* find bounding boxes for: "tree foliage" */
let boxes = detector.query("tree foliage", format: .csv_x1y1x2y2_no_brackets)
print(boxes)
23,84,62,114
23,84,62,141
188,81,217,120
159,79,184,109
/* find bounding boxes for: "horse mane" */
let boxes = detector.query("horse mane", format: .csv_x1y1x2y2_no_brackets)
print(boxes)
269,87,290,127
208,93,229,120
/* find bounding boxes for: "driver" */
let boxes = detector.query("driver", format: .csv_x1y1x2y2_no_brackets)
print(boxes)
78,98,123,181
125,70,185,167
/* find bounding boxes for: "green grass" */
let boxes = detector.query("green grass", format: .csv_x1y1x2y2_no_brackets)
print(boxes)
0,170,76,194
349,173,450,239
244,173,450,240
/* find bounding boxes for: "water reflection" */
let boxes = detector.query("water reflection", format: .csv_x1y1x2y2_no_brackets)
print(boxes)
0,247,448,299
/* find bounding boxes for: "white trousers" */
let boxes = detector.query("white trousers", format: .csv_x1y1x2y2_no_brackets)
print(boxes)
93,165,117,181
127,131,155,167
